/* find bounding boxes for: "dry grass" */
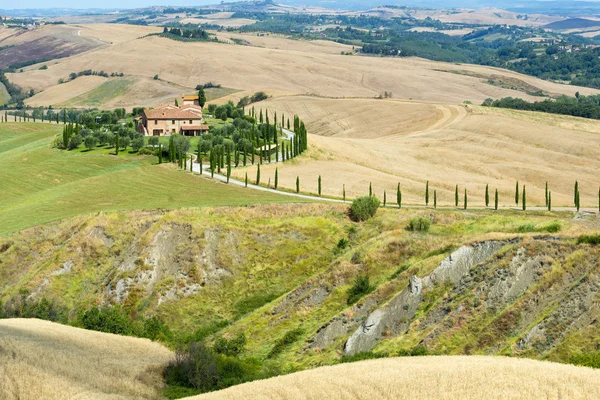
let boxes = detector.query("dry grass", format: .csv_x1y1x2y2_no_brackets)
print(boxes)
0,319,173,400
187,356,600,400
11,27,599,107
232,97,600,208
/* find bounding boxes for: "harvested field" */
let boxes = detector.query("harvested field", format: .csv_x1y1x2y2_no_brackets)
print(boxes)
233,97,600,208
0,319,172,400
8,31,599,106
188,356,600,400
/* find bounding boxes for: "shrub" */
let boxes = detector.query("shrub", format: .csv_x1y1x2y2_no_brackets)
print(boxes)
68,134,82,150
153,74,159,80
214,333,246,357
340,351,387,364
389,263,410,280
250,91,268,103
131,137,145,152
407,217,431,232
577,234,600,245
542,221,562,233
268,327,304,358
335,238,349,253
138,147,154,155
84,135,96,150
234,292,280,318
80,306,132,335
570,352,600,369
517,224,536,233
349,196,380,222
347,274,374,305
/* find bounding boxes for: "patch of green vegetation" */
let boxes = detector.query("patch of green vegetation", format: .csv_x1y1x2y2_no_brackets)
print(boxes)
346,274,374,305
577,234,600,245
0,82,9,105
58,77,136,107
0,123,307,235
340,351,388,364
268,327,304,358
234,292,282,319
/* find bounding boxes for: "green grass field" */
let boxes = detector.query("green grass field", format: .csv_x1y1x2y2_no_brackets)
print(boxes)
0,123,307,235
57,77,136,108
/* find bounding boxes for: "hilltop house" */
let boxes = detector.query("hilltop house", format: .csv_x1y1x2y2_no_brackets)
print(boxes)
137,95,209,136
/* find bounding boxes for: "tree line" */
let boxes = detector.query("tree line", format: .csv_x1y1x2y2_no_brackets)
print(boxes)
482,93,600,120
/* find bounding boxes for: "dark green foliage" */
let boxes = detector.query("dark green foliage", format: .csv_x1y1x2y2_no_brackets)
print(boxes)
407,217,431,232
318,175,322,196
187,319,230,343
464,188,468,210
577,234,600,245
515,181,519,205
522,185,527,211
274,168,278,190
268,327,305,358
517,221,562,233
198,87,207,107
383,190,387,207
484,94,600,120
214,333,246,357
570,352,600,369
495,188,499,210
455,185,459,207
574,181,579,207
397,183,402,208
296,176,300,193
349,196,380,222
485,184,489,207
347,275,374,305
68,134,82,150
548,191,552,211
340,351,387,364
433,190,436,209
256,164,260,185
389,263,410,280
397,345,429,356
545,182,549,207
336,237,349,251
425,180,429,206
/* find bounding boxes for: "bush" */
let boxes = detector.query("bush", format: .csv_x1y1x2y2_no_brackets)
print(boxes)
570,351,600,368
349,196,380,222
68,134,82,150
84,135,96,150
80,306,132,335
214,333,246,357
234,292,280,318
268,327,304,358
577,234,600,245
138,147,154,155
250,91,268,103
347,274,374,305
131,137,145,152
153,74,159,80
542,221,562,233
340,351,387,364
407,217,431,232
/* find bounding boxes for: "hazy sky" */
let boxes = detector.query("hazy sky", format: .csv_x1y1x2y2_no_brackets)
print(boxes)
2,0,218,9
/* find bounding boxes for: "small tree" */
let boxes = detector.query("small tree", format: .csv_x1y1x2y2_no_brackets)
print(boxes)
256,164,260,185
158,143,163,164
485,184,489,207
574,181,579,207
296,176,300,193
494,188,498,210
425,180,429,206
245,172,248,187
455,185,459,207
548,191,552,211
522,185,526,211
343,184,346,203
545,182,549,207
515,180,519,206
383,190,387,207
350,196,380,222
318,175,322,197
433,190,437,209
369,182,372,197
226,164,231,183
198,87,207,107
274,168,278,190
464,188,468,210
131,137,144,152
397,183,402,209
84,135,96,150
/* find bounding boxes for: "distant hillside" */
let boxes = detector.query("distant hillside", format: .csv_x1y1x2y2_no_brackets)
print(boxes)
545,17,600,30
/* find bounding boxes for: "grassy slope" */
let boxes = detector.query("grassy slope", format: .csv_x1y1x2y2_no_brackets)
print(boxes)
57,77,137,107
0,123,306,235
0,318,172,399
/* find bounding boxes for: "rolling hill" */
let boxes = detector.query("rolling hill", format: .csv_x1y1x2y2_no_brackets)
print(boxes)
0,318,172,400
187,356,600,400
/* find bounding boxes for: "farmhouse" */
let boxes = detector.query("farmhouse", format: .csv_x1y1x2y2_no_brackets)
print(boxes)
137,95,209,136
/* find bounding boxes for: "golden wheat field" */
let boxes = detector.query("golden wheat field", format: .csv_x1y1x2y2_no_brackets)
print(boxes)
231,96,600,207
12,28,599,107
0,319,173,400
187,356,600,400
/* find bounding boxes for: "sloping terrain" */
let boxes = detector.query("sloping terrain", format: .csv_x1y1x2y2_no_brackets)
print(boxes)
1,204,599,369
10,27,599,108
187,356,600,400
0,123,303,235
0,319,172,400
232,98,600,207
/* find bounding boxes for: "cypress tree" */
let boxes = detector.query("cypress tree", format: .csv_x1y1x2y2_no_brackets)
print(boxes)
296,176,300,193
245,172,248,187
433,190,437,209
318,175,322,196
574,181,579,207
494,188,498,210
425,180,429,206
397,183,402,209
190,155,193,172
227,164,231,183
369,182,372,197
158,143,162,164
485,184,489,207
455,185,459,207
545,182,549,207
548,191,552,211
464,189,468,210
383,190,387,207
211,151,214,178
275,168,279,190
515,181,519,205
256,164,260,185
522,185,526,211
343,184,346,203
598,186,600,212
259,109,263,123
184,155,187,170
576,189,580,212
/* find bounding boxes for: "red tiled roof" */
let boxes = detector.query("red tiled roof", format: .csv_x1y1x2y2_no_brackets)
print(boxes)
143,108,203,120
183,125,209,130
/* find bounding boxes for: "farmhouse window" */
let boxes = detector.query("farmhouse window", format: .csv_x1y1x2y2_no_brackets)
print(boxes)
172,120,175,124
189,120,193,124
154,120,157,125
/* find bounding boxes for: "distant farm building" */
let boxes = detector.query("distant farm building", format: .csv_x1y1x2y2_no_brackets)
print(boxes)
137,94,209,136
